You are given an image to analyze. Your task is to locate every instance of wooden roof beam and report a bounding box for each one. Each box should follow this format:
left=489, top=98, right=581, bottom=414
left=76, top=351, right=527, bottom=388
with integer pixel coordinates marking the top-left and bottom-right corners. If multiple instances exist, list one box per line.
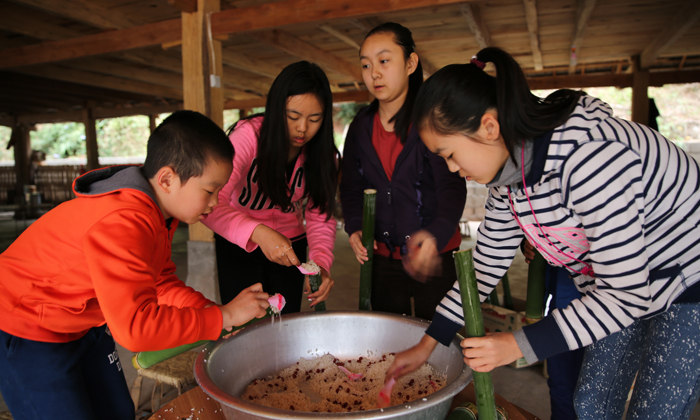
left=640, top=2, right=700, bottom=69
left=522, top=0, right=543, bottom=71
left=221, top=48, right=281, bottom=79
left=568, top=0, right=597, bottom=74
left=168, top=0, right=197, bottom=13
left=320, top=24, right=361, bottom=50
left=0, top=2, right=82, bottom=40
left=16, top=65, right=183, bottom=99
left=13, top=0, right=136, bottom=30
left=252, top=30, right=362, bottom=82
left=225, top=89, right=373, bottom=110
left=0, top=0, right=474, bottom=70
left=460, top=3, right=492, bottom=50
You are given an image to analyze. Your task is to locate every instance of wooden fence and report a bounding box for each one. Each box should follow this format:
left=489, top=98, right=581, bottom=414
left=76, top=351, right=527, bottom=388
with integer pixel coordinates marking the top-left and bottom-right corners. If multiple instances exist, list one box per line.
left=0, top=165, right=82, bottom=206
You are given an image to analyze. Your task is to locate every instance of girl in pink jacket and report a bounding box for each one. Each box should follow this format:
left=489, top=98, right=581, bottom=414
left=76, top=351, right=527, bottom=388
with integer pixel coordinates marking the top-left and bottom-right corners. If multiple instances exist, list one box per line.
left=203, top=61, right=339, bottom=313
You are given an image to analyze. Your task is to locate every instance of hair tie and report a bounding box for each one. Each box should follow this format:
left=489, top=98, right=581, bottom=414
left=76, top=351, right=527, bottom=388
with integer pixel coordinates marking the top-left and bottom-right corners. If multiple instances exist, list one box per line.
left=470, top=56, right=485, bottom=70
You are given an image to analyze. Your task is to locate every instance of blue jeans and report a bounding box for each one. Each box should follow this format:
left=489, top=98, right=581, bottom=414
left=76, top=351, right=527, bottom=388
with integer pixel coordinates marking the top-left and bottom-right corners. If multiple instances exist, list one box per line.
left=0, top=325, right=134, bottom=420
left=574, top=303, right=700, bottom=419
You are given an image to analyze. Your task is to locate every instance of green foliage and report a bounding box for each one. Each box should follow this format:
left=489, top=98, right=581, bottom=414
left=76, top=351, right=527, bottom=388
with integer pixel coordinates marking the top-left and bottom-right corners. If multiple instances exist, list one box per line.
left=0, top=126, right=12, bottom=161
left=29, top=122, right=86, bottom=158
left=334, top=102, right=366, bottom=126
left=94, top=116, right=149, bottom=157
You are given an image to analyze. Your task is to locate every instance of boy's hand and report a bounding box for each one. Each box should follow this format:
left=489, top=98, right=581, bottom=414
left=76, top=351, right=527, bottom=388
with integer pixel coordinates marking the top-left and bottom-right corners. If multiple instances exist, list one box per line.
left=385, top=335, right=438, bottom=383
left=303, top=267, right=334, bottom=307
left=219, top=283, right=269, bottom=330
left=460, top=332, right=523, bottom=372
left=348, top=230, right=377, bottom=264
left=251, top=224, right=300, bottom=266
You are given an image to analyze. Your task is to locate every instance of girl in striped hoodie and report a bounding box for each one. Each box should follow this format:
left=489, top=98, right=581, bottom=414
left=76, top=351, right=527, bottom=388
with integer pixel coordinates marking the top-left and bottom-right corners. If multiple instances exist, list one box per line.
left=386, top=47, right=700, bottom=419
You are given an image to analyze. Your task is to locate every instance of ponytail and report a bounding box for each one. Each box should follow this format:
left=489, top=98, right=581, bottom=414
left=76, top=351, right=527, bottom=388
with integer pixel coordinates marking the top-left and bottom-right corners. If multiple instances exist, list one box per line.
left=414, top=47, right=583, bottom=165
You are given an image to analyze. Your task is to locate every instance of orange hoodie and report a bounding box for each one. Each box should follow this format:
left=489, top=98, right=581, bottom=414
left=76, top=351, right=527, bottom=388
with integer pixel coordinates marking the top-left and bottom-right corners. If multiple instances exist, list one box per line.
left=0, top=166, right=223, bottom=351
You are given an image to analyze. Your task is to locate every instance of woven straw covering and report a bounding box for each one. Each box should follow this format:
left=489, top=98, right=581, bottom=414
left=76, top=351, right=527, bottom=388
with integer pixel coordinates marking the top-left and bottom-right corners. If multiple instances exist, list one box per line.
left=137, top=351, right=197, bottom=389
left=0, top=411, right=13, bottom=420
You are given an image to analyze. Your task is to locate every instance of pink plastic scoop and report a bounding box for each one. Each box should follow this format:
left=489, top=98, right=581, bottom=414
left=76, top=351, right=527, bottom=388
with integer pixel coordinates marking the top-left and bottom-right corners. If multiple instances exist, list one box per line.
left=268, top=293, right=286, bottom=313
left=296, top=265, right=319, bottom=275
left=377, top=377, right=396, bottom=408
left=337, top=365, right=363, bottom=381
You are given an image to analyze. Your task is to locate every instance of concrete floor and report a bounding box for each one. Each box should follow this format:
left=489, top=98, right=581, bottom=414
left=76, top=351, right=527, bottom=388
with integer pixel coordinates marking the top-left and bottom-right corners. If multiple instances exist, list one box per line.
left=1, top=217, right=698, bottom=419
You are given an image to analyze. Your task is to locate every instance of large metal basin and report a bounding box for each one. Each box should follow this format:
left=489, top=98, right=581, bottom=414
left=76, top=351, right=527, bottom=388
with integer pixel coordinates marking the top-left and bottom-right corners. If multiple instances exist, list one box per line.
left=195, top=311, right=471, bottom=420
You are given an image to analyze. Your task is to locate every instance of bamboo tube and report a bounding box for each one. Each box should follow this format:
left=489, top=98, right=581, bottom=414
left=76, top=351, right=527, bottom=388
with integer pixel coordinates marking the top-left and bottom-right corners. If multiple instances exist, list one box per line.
left=132, top=306, right=277, bottom=370
left=525, top=250, right=547, bottom=321
left=488, top=287, right=500, bottom=307
left=359, top=189, right=376, bottom=311
left=309, top=272, right=326, bottom=311
left=501, top=273, right=514, bottom=310
left=454, top=249, right=497, bottom=420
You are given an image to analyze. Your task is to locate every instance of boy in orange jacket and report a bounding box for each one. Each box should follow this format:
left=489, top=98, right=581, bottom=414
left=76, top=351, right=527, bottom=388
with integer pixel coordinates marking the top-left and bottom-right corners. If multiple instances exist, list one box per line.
left=0, top=110, right=271, bottom=420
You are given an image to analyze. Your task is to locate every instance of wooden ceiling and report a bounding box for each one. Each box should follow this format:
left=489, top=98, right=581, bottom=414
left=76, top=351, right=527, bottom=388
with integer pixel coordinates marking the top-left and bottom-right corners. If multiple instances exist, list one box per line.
left=0, top=0, right=699, bottom=125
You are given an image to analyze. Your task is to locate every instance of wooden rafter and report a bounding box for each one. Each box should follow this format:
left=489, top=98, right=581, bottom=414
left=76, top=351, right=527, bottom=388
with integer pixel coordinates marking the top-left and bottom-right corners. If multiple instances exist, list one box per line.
left=460, top=3, right=491, bottom=50
left=640, top=2, right=700, bottom=69
left=0, top=0, right=473, bottom=70
left=319, top=24, right=361, bottom=50
left=0, top=2, right=82, bottom=40
left=221, top=48, right=281, bottom=79
left=252, top=30, right=362, bottom=82
left=224, top=89, right=373, bottom=110
left=569, top=0, right=597, bottom=74
left=522, top=0, right=543, bottom=71
left=13, top=0, right=136, bottom=30
left=16, top=65, right=183, bottom=99
left=168, top=0, right=197, bottom=13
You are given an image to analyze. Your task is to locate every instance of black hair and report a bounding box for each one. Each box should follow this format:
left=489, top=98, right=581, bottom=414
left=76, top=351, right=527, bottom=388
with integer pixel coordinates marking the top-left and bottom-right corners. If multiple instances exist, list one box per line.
left=228, top=61, right=339, bottom=217
left=413, top=47, right=583, bottom=165
left=143, top=110, right=234, bottom=183
left=362, top=22, right=423, bottom=144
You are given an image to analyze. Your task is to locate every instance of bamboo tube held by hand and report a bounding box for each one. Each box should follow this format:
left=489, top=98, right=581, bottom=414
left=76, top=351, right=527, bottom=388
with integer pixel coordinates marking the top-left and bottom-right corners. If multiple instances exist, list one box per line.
left=359, top=189, right=376, bottom=311
left=454, top=249, right=497, bottom=420
left=309, top=272, right=326, bottom=311
left=132, top=305, right=279, bottom=370
left=525, top=250, right=547, bottom=322
left=488, top=287, right=500, bottom=307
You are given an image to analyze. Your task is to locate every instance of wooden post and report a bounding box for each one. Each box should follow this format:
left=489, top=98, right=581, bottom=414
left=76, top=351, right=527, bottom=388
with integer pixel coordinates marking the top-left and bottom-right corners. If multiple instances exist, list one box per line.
left=183, top=0, right=224, bottom=244
left=182, top=0, right=225, bottom=302
left=149, top=114, right=157, bottom=134
left=11, top=121, right=32, bottom=208
left=631, top=55, right=650, bottom=126
left=83, top=107, right=99, bottom=171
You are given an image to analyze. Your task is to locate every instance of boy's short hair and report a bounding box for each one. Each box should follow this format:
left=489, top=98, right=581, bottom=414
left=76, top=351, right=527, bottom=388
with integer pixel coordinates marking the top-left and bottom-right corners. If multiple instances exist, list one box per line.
left=143, top=110, right=234, bottom=183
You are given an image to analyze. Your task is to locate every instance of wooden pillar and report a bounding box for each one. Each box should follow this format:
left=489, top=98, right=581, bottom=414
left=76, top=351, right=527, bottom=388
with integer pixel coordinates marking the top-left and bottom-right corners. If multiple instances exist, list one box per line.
left=149, top=114, right=157, bottom=134
left=183, top=0, right=224, bottom=243
left=83, top=108, right=99, bottom=171
left=631, top=55, right=650, bottom=126
left=182, top=0, right=225, bottom=302
left=11, top=121, right=32, bottom=203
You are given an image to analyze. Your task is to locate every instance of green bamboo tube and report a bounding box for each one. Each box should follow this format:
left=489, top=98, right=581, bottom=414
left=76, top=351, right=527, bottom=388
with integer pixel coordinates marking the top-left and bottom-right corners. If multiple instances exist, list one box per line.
left=309, top=272, right=326, bottom=311
left=525, top=250, right=547, bottom=321
left=501, top=273, right=514, bottom=310
left=488, top=287, right=500, bottom=307
left=132, top=307, right=276, bottom=370
left=454, top=249, right=497, bottom=420
left=359, top=189, right=376, bottom=311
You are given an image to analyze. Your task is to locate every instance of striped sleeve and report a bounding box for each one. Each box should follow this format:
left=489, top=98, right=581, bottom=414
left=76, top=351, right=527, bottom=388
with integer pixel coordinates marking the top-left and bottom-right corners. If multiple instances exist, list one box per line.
left=524, top=140, right=649, bottom=359
left=426, top=188, right=524, bottom=344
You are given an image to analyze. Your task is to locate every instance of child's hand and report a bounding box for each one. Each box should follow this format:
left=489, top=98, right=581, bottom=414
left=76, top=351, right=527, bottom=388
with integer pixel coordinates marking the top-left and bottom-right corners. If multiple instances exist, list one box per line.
left=404, top=230, right=440, bottom=281
left=522, top=240, right=536, bottom=264
left=385, top=335, right=438, bottom=383
left=460, top=332, right=523, bottom=372
left=251, top=224, right=300, bottom=266
left=348, top=230, right=377, bottom=264
left=219, top=283, right=270, bottom=330
left=303, top=267, right=334, bottom=307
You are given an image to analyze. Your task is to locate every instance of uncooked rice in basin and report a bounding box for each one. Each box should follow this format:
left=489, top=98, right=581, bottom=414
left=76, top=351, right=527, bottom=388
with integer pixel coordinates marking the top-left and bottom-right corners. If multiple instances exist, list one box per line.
left=241, top=353, right=446, bottom=412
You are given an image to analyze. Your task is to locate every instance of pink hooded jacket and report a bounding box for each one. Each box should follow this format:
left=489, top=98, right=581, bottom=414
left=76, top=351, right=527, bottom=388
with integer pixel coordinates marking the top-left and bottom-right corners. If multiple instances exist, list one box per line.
left=202, top=117, right=335, bottom=272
